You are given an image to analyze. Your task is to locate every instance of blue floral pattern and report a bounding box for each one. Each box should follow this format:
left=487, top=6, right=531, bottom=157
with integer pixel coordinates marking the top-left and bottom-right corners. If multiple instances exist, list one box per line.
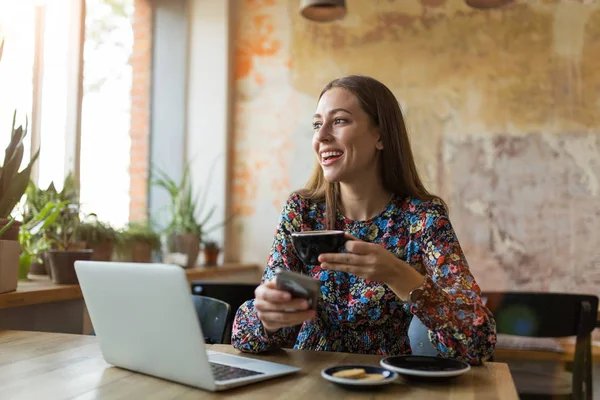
left=232, top=193, right=496, bottom=365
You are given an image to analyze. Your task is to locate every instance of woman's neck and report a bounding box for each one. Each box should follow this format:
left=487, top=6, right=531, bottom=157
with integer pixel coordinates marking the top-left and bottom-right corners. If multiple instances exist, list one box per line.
left=339, top=179, right=392, bottom=221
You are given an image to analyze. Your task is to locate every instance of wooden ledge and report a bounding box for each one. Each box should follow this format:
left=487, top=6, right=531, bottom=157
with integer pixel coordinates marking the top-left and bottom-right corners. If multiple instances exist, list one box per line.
left=494, top=337, right=600, bottom=363
left=0, top=263, right=261, bottom=309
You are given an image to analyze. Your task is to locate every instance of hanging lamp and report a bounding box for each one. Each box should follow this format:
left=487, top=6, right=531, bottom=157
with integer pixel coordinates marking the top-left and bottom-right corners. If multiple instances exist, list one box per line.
left=299, top=0, right=347, bottom=23
left=465, top=0, right=514, bottom=8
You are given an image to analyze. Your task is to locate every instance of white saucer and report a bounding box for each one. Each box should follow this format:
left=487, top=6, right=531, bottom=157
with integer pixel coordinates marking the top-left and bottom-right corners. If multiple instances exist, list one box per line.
left=321, top=364, right=398, bottom=388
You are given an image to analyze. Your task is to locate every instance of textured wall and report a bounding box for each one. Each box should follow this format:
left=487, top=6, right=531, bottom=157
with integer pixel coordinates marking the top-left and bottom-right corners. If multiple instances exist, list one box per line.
left=231, top=0, right=600, bottom=296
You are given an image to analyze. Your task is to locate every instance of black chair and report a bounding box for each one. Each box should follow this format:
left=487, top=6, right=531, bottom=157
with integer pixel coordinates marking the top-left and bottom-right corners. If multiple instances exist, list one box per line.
left=190, top=282, right=258, bottom=343
left=191, top=295, right=231, bottom=345
left=484, top=292, right=598, bottom=400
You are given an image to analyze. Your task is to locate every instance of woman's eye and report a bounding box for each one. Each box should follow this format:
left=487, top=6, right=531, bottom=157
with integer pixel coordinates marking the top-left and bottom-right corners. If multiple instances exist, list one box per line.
left=313, top=121, right=322, bottom=129
left=334, top=118, right=347, bottom=124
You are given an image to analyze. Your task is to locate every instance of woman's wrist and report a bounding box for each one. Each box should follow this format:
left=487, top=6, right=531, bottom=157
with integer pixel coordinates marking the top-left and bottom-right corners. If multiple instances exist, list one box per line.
left=387, top=260, right=426, bottom=302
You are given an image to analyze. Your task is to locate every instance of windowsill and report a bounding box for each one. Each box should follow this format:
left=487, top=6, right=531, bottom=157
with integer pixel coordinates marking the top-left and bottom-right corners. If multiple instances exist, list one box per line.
left=0, top=263, right=261, bottom=309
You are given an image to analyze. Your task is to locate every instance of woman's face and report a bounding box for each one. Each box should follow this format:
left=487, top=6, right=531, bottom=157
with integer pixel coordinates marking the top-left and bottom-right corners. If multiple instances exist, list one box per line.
left=312, top=88, right=382, bottom=184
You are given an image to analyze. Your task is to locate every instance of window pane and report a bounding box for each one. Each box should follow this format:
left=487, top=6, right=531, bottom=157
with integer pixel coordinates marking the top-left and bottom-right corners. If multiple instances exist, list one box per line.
left=0, top=2, right=35, bottom=169
left=80, top=0, right=133, bottom=227
left=37, top=0, right=73, bottom=191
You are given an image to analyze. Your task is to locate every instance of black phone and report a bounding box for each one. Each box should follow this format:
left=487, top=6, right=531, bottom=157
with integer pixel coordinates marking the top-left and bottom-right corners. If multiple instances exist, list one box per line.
left=274, top=268, right=321, bottom=310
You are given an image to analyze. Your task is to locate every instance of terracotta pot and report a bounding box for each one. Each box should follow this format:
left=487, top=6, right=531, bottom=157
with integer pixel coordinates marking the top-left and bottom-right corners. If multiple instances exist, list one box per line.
left=41, top=251, right=52, bottom=279
left=47, top=249, right=93, bottom=284
left=171, top=233, right=200, bottom=269
left=203, top=248, right=220, bottom=266
left=89, top=240, right=115, bottom=261
left=28, top=259, right=47, bottom=275
left=0, top=240, right=20, bottom=294
left=67, top=241, right=87, bottom=251
left=131, top=241, right=153, bottom=263
left=0, top=219, right=22, bottom=241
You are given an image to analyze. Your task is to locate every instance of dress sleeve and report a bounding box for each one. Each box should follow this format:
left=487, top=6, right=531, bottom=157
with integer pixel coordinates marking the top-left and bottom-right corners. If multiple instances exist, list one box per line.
left=231, top=194, right=304, bottom=353
left=409, top=201, right=497, bottom=365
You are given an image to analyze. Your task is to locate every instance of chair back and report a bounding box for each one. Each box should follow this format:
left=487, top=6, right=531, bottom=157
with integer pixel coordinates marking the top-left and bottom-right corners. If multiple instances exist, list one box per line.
left=190, top=282, right=257, bottom=343
left=484, top=291, right=598, bottom=400
left=191, top=295, right=231, bottom=345
left=484, top=292, right=597, bottom=338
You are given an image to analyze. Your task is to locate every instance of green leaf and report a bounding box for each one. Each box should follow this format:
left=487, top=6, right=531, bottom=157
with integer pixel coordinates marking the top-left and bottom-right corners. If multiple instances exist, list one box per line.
left=0, top=160, right=37, bottom=218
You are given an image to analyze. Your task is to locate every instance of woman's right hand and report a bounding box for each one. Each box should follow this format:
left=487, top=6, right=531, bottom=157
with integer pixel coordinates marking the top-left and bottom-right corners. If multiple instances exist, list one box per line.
left=254, top=279, right=316, bottom=334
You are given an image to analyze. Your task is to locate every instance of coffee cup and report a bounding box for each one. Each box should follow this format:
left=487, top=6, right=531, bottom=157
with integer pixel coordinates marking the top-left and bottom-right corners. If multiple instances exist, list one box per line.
left=290, top=230, right=347, bottom=265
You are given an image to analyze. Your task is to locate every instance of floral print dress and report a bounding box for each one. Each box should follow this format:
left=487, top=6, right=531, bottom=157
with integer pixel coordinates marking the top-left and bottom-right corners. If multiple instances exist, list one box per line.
left=231, top=193, right=496, bottom=365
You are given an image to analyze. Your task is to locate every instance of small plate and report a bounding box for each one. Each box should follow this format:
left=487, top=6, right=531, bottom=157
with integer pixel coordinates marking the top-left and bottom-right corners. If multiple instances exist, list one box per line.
left=380, top=355, right=470, bottom=383
left=321, top=364, right=398, bottom=390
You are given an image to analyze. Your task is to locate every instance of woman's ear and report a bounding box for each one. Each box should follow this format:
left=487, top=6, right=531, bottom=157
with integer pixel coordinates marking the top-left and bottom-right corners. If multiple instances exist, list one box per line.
left=376, top=140, right=384, bottom=150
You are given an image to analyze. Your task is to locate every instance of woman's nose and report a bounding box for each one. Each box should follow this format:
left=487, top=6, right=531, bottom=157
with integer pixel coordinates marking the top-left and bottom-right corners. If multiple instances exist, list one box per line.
left=315, top=123, right=332, bottom=142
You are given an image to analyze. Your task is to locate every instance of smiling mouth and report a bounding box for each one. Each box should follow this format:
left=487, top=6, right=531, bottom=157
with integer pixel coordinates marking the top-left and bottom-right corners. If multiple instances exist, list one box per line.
left=321, top=151, right=344, bottom=165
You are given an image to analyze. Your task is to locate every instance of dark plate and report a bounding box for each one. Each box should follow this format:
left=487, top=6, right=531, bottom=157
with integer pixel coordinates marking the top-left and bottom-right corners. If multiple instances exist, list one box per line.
left=321, top=364, right=398, bottom=390
left=380, top=355, right=471, bottom=383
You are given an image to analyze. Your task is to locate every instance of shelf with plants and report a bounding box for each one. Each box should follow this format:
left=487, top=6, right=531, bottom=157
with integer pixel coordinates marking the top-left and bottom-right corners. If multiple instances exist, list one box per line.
left=152, top=163, right=232, bottom=269
left=114, top=221, right=161, bottom=263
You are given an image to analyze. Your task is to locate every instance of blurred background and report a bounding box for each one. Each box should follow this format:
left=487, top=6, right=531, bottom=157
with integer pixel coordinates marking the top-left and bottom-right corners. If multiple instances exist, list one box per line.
left=0, top=0, right=598, bottom=293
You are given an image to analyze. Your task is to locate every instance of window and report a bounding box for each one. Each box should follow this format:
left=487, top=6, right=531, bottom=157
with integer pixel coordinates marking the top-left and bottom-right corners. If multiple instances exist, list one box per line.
left=37, top=0, right=76, bottom=191
left=1, top=0, right=139, bottom=227
left=80, top=0, right=134, bottom=227
left=0, top=2, right=35, bottom=169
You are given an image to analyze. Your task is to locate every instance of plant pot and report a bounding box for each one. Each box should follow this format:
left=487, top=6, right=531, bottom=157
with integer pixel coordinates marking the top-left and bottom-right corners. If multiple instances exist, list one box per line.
left=89, top=240, right=115, bottom=261
left=47, top=249, right=93, bottom=284
left=0, top=240, right=20, bottom=294
left=68, top=241, right=88, bottom=251
left=131, top=241, right=153, bottom=263
left=28, top=259, right=47, bottom=275
left=0, top=219, right=22, bottom=241
left=170, top=233, right=200, bottom=269
left=203, top=248, right=220, bottom=266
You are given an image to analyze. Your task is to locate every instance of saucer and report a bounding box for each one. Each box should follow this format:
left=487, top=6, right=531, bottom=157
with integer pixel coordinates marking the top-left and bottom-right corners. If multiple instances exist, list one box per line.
left=321, top=364, right=398, bottom=390
left=380, top=355, right=471, bottom=383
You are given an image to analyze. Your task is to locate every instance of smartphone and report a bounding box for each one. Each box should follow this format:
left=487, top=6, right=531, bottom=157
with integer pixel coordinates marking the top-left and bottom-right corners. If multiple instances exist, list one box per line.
left=274, top=268, right=321, bottom=311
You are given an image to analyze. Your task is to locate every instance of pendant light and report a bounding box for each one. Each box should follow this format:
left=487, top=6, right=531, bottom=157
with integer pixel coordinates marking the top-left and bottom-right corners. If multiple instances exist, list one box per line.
left=299, top=0, right=347, bottom=23
left=465, top=0, right=514, bottom=8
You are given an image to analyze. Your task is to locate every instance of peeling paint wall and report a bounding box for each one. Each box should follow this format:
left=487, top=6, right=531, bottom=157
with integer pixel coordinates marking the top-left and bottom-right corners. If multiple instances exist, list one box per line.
left=231, top=0, right=600, bottom=296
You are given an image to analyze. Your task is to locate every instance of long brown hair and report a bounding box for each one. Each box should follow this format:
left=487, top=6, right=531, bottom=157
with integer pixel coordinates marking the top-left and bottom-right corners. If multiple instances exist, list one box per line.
left=298, top=75, right=439, bottom=229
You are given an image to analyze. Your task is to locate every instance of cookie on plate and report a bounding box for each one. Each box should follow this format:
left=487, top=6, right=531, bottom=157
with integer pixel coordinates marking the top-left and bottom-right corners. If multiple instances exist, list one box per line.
left=332, top=368, right=367, bottom=379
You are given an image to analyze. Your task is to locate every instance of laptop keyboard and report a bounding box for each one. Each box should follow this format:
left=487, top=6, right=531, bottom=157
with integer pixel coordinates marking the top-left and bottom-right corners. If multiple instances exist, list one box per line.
left=210, top=362, right=264, bottom=381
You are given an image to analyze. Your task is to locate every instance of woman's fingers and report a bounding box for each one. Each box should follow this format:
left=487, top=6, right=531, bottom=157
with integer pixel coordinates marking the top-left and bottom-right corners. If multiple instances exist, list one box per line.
left=318, top=251, right=364, bottom=265
left=254, top=297, right=310, bottom=312
left=257, top=309, right=316, bottom=329
left=255, top=279, right=291, bottom=303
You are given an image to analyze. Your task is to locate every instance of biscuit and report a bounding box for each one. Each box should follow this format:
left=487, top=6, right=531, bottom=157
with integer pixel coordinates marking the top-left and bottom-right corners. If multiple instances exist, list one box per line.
left=332, top=368, right=367, bottom=379
left=361, top=373, right=385, bottom=381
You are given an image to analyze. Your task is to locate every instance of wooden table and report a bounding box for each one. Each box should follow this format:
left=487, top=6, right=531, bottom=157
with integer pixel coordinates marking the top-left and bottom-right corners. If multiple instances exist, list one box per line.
left=0, top=263, right=261, bottom=334
left=0, top=330, right=518, bottom=400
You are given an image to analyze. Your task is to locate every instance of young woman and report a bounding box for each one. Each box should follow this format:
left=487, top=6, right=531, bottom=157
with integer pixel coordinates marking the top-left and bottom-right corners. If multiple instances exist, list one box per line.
left=231, top=75, right=496, bottom=365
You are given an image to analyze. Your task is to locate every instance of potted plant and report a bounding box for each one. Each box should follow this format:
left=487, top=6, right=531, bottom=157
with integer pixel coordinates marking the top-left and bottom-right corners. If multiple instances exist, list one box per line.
left=77, top=214, right=118, bottom=261
left=0, top=219, right=20, bottom=294
left=41, top=201, right=93, bottom=284
left=22, top=175, right=79, bottom=274
left=152, top=165, right=214, bottom=269
left=117, top=221, right=161, bottom=263
left=202, top=240, right=220, bottom=266
left=0, top=103, right=40, bottom=292
left=17, top=201, right=66, bottom=280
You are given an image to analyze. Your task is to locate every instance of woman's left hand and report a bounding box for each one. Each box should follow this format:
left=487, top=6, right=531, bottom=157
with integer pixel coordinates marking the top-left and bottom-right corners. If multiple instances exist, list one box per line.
left=318, top=233, right=425, bottom=300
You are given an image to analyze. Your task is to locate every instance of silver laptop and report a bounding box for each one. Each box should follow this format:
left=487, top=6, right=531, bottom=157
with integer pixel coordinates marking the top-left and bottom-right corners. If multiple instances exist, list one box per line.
left=74, top=261, right=300, bottom=391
